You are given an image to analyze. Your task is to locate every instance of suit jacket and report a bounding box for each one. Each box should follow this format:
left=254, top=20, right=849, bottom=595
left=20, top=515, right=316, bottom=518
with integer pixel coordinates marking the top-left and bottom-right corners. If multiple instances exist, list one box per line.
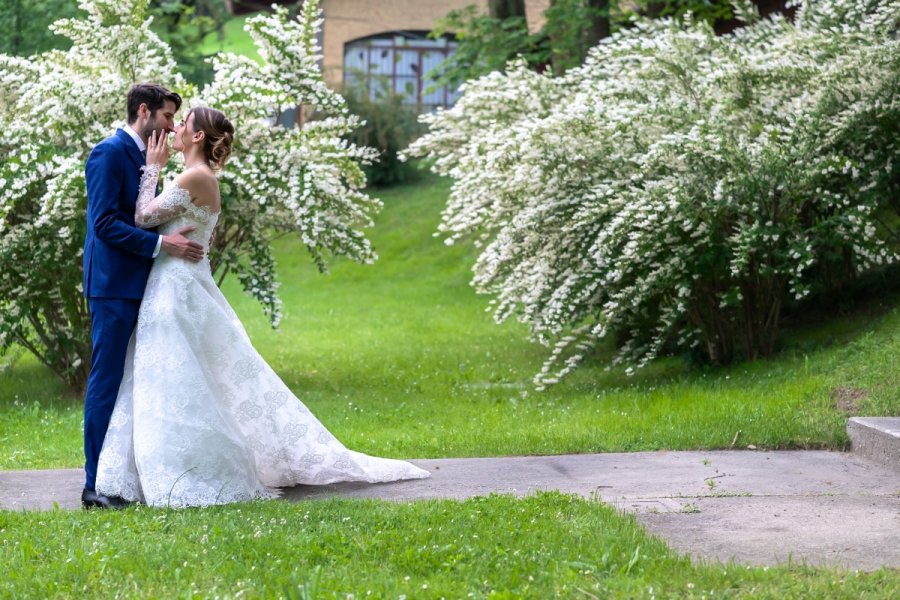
left=83, top=129, right=160, bottom=299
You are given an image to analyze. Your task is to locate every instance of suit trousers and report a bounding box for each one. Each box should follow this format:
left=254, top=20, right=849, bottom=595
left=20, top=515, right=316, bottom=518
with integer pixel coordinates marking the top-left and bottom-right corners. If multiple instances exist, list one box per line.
left=84, top=297, right=141, bottom=491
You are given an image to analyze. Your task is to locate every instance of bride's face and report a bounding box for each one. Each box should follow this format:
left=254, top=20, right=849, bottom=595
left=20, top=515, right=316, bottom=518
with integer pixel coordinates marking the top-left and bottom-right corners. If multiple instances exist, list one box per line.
left=172, top=111, right=197, bottom=153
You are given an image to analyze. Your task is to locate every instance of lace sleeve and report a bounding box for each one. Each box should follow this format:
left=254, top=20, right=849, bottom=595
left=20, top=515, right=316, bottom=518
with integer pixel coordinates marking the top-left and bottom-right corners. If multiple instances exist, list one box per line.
left=135, top=165, right=191, bottom=228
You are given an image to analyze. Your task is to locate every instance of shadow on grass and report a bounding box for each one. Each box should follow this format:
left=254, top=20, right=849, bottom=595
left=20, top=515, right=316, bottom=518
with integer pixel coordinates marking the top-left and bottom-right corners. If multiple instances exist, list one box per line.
left=561, top=264, right=900, bottom=398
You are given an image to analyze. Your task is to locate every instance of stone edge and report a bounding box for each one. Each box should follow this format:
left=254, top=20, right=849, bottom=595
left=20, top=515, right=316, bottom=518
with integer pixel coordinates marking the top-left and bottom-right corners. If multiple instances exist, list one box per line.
left=847, top=417, right=900, bottom=472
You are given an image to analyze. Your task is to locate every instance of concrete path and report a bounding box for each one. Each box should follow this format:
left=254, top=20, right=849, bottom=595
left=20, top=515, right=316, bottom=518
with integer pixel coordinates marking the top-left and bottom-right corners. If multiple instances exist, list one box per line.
left=2, top=450, right=898, bottom=571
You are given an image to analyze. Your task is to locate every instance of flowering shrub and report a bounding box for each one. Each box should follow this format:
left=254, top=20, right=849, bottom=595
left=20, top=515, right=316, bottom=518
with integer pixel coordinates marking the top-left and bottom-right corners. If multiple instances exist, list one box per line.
left=406, top=0, right=900, bottom=387
left=0, top=0, right=379, bottom=391
left=202, top=2, right=378, bottom=323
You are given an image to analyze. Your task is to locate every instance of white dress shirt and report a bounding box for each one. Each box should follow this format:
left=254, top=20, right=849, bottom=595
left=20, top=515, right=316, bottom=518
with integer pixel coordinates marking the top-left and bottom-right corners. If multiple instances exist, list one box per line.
left=123, top=124, right=163, bottom=258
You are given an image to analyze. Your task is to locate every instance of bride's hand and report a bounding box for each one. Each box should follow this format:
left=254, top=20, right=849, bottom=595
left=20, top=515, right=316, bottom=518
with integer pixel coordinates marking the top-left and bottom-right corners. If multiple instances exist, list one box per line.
left=146, top=130, right=170, bottom=168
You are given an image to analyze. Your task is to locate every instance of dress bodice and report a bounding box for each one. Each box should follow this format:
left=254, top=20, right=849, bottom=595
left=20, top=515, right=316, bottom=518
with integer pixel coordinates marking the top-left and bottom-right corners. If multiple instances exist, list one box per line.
left=155, top=179, right=219, bottom=254
left=135, top=166, right=220, bottom=257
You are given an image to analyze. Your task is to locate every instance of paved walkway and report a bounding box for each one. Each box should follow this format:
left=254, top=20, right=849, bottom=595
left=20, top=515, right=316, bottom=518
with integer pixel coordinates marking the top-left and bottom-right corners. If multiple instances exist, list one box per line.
left=2, top=450, right=897, bottom=571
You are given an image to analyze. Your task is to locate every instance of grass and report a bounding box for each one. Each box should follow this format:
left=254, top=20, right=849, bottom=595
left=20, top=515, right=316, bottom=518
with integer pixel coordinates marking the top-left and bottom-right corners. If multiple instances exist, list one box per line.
left=1, top=173, right=899, bottom=597
left=197, top=13, right=260, bottom=62
left=1, top=492, right=897, bottom=598
left=1, top=172, right=898, bottom=470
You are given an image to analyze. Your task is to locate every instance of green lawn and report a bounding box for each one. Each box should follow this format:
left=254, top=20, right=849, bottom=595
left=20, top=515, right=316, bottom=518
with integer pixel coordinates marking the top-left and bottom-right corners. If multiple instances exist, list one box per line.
left=197, top=13, right=260, bottom=61
left=1, top=173, right=898, bottom=470
left=2, top=174, right=899, bottom=596
left=2, top=493, right=897, bottom=598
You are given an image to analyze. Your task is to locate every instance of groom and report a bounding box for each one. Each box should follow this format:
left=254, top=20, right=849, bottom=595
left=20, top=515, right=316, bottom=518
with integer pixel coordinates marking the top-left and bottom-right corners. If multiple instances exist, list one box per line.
left=82, top=83, right=204, bottom=509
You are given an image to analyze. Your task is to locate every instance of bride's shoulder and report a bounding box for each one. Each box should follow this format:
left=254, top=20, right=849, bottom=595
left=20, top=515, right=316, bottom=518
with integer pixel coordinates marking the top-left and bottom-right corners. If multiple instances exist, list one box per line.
left=176, top=166, right=217, bottom=187
left=174, top=167, right=220, bottom=208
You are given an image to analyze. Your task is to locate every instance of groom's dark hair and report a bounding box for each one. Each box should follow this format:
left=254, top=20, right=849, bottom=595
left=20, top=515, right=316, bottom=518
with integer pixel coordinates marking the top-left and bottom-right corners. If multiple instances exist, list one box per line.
left=126, top=83, right=182, bottom=124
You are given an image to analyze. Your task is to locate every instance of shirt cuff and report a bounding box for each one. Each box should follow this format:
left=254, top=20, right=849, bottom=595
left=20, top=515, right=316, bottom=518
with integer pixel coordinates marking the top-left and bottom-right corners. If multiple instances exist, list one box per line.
left=152, top=235, right=162, bottom=258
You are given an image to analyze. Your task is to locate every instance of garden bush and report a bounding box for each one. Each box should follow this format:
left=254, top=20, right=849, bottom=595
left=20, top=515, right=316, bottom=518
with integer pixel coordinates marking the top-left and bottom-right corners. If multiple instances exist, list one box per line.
left=341, top=78, right=424, bottom=187
left=406, top=0, right=900, bottom=387
left=0, top=0, right=379, bottom=391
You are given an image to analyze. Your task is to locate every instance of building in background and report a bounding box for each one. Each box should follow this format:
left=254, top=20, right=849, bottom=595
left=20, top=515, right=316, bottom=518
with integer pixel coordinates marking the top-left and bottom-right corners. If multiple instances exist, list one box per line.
left=341, top=31, right=460, bottom=113
left=230, top=1, right=549, bottom=115
left=320, top=1, right=548, bottom=112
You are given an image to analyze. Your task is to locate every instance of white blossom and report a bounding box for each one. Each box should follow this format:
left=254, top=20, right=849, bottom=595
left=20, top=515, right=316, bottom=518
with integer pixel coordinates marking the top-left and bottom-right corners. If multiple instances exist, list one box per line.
left=0, top=0, right=379, bottom=388
left=405, top=0, right=900, bottom=386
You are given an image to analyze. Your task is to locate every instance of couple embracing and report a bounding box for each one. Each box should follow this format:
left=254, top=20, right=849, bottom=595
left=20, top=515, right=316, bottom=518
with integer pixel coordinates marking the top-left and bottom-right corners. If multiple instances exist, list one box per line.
left=81, top=83, right=428, bottom=509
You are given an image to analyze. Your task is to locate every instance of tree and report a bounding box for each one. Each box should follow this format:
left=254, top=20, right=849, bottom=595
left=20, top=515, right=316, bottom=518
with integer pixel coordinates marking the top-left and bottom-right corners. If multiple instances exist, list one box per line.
left=585, top=0, right=610, bottom=45
left=432, top=1, right=786, bottom=85
left=542, top=0, right=613, bottom=73
left=0, top=0, right=379, bottom=392
left=148, top=0, right=229, bottom=86
left=489, top=0, right=527, bottom=19
left=0, top=0, right=79, bottom=56
left=406, top=0, right=900, bottom=387
left=431, top=0, right=618, bottom=86
left=429, top=5, right=539, bottom=89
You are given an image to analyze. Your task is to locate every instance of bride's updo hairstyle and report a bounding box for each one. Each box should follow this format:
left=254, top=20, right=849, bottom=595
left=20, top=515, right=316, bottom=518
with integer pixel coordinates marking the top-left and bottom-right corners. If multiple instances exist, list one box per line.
left=190, top=106, right=235, bottom=170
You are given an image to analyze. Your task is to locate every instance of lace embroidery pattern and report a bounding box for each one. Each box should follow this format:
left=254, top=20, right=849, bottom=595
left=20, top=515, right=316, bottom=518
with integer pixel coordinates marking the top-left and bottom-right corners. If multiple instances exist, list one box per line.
left=96, top=171, right=429, bottom=507
left=136, top=165, right=219, bottom=229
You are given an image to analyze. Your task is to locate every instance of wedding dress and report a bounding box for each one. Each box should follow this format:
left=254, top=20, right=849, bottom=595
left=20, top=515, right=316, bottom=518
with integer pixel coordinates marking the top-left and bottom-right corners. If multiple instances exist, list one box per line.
left=95, top=165, right=429, bottom=507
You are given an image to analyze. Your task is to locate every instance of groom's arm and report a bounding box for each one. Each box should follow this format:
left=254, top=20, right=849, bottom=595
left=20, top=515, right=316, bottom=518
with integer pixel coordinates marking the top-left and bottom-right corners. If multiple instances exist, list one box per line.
left=86, top=143, right=159, bottom=258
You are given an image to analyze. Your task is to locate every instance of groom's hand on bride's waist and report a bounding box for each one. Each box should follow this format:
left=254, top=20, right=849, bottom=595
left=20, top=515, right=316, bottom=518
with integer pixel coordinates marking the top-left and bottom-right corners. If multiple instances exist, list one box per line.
left=161, top=226, right=204, bottom=262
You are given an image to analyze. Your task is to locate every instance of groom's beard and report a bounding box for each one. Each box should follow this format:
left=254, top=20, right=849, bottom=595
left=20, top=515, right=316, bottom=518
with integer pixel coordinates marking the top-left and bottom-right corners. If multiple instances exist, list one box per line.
left=140, top=119, right=168, bottom=141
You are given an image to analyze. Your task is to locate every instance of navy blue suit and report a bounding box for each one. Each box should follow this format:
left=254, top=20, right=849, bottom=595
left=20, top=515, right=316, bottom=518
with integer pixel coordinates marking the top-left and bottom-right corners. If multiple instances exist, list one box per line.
left=82, top=129, right=159, bottom=491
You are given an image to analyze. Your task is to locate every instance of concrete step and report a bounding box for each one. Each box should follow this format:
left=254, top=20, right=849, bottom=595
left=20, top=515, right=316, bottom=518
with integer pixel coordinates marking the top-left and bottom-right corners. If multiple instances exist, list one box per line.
left=847, top=417, right=900, bottom=472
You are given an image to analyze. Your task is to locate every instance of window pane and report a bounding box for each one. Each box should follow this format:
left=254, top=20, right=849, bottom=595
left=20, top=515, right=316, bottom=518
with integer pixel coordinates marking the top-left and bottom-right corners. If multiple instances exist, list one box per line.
left=344, top=33, right=462, bottom=112
left=343, top=47, right=367, bottom=73
left=368, top=47, right=392, bottom=76
left=395, top=76, right=418, bottom=102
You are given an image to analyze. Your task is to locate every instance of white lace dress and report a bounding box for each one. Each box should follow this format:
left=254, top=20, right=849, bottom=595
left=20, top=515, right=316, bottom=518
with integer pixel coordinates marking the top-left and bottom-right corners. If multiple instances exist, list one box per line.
left=95, top=166, right=429, bottom=507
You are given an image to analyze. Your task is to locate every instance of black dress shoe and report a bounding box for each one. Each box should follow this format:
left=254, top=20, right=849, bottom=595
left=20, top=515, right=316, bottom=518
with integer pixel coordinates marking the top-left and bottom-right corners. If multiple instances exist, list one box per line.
left=82, top=488, right=131, bottom=510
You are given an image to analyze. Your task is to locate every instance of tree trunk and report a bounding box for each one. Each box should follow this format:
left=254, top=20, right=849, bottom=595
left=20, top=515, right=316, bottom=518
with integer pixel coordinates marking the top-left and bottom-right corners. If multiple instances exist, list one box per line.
left=11, top=0, right=23, bottom=55
left=584, top=0, right=610, bottom=48
left=488, top=0, right=526, bottom=20
left=547, top=0, right=563, bottom=74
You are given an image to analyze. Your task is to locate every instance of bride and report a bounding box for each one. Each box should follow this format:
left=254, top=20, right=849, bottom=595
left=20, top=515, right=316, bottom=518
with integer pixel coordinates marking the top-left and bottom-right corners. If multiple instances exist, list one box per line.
left=95, top=107, right=429, bottom=507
